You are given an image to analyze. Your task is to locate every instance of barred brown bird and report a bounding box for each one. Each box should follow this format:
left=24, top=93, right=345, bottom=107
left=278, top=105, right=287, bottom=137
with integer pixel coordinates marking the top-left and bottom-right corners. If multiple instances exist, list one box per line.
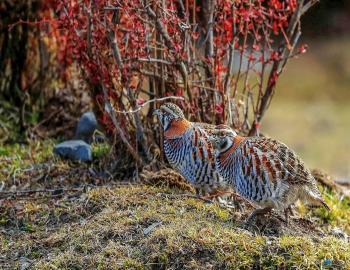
left=153, top=103, right=234, bottom=201
left=209, top=129, right=330, bottom=223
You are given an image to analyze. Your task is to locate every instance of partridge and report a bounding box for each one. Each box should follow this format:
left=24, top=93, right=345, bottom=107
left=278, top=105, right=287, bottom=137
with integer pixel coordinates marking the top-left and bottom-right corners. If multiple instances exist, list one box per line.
left=153, top=103, right=234, bottom=200
left=209, top=129, right=330, bottom=222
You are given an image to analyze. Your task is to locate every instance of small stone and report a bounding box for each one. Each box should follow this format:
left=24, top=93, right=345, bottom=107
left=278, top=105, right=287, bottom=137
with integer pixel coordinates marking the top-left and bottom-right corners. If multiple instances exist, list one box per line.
left=75, top=111, right=98, bottom=143
left=330, top=227, right=348, bottom=240
left=19, top=257, right=32, bottom=270
left=53, top=140, right=92, bottom=162
left=143, top=221, right=162, bottom=235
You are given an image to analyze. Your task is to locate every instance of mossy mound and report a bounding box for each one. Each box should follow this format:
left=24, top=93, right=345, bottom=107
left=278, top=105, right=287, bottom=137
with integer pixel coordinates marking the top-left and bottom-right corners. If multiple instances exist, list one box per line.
left=1, top=185, right=349, bottom=269
left=0, top=141, right=349, bottom=269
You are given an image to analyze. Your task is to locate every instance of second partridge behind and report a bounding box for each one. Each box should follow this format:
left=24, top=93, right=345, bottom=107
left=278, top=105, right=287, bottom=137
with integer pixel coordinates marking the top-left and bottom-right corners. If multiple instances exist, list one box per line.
left=210, top=129, right=330, bottom=221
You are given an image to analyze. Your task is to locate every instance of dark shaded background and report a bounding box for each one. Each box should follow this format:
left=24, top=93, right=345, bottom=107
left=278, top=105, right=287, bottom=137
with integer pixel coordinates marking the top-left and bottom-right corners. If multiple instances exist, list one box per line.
left=303, top=0, right=350, bottom=37
left=263, top=0, right=350, bottom=181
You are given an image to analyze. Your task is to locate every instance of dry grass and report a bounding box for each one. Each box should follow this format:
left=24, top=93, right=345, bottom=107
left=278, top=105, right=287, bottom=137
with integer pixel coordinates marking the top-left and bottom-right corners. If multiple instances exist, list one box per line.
left=1, top=184, right=349, bottom=269
left=2, top=99, right=350, bottom=268
left=0, top=139, right=350, bottom=269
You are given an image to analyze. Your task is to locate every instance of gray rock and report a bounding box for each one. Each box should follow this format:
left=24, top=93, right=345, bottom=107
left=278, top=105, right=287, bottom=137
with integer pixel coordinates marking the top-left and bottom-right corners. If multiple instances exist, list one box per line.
left=331, top=227, right=348, bottom=240
left=53, top=140, right=92, bottom=162
left=19, top=257, right=32, bottom=270
left=75, top=111, right=98, bottom=143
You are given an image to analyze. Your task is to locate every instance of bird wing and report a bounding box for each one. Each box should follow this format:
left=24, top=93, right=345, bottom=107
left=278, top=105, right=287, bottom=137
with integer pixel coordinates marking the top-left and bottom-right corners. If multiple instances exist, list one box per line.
left=192, top=122, right=232, bottom=135
left=241, top=137, right=315, bottom=186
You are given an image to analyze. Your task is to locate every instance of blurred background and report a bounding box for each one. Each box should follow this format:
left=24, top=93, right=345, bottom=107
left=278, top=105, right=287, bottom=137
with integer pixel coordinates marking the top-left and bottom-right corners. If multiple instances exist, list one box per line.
left=262, top=0, right=350, bottom=181
left=0, top=0, right=349, bottom=180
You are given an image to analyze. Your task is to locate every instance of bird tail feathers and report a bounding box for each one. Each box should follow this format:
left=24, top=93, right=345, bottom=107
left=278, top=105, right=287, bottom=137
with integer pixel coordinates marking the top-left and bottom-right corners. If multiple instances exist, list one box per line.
left=303, top=186, right=330, bottom=211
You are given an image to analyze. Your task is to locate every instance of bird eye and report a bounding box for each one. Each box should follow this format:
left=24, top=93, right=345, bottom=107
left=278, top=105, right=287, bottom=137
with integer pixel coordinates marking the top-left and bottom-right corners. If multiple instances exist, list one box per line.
left=220, top=139, right=228, bottom=150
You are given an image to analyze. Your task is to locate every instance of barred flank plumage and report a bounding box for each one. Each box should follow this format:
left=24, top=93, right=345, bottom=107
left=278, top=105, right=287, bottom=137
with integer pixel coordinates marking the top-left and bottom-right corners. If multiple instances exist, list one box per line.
left=212, top=131, right=330, bottom=212
left=155, top=103, right=232, bottom=195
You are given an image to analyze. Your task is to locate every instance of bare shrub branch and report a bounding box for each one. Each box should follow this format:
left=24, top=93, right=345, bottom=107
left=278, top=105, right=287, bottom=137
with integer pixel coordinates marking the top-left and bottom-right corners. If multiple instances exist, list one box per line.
left=56, top=0, right=317, bottom=164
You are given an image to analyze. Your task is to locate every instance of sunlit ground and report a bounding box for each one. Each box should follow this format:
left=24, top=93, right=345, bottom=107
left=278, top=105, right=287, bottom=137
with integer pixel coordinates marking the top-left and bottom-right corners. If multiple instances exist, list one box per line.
left=262, top=36, right=350, bottom=181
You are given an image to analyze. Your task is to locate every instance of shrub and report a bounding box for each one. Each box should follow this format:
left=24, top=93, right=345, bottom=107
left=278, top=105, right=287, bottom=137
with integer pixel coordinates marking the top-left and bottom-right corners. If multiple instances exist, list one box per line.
left=55, top=0, right=317, bottom=165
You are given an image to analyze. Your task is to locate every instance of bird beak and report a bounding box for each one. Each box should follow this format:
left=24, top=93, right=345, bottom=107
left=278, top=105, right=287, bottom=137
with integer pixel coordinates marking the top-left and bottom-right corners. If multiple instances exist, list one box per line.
left=152, top=109, right=160, bottom=116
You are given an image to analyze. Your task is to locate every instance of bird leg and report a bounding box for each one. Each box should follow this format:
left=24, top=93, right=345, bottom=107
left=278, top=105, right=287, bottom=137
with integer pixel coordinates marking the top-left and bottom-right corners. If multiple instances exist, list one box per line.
left=203, top=190, right=256, bottom=210
left=230, top=192, right=257, bottom=208
left=287, top=205, right=295, bottom=216
left=284, top=205, right=294, bottom=225
left=184, top=193, right=213, bottom=204
left=202, top=190, right=232, bottom=201
left=201, top=190, right=237, bottom=207
left=190, top=189, right=213, bottom=204
left=193, top=189, right=235, bottom=206
left=246, top=207, right=272, bottom=225
left=195, top=188, right=202, bottom=198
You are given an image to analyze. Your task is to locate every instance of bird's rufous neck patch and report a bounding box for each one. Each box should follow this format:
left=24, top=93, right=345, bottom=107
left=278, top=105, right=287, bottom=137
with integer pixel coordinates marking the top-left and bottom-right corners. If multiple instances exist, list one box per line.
left=220, top=135, right=244, bottom=165
left=164, top=119, right=191, bottom=139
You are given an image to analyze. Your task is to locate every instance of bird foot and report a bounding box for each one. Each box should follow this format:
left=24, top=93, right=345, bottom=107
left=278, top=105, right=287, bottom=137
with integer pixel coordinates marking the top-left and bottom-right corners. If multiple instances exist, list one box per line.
left=245, top=207, right=272, bottom=226
left=283, top=205, right=295, bottom=225
left=193, top=194, right=214, bottom=204
left=217, top=197, right=236, bottom=209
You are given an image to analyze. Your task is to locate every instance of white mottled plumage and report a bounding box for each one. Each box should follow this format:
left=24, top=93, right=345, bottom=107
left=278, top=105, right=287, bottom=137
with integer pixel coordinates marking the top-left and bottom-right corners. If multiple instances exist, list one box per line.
left=154, top=103, right=233, bottom=198
left=209, top=129, right=330, bottom=221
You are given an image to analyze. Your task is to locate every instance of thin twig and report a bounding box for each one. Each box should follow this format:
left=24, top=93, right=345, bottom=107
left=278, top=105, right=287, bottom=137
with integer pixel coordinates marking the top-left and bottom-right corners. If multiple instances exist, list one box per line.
left=113, top=96, right=185, bottom=114
left=138, top=58, right=172, bottom=65
left=101, top=84, right=143, bottom=164
left=248, top=0, right=309, bottom=136
left=191, top=84, right=220, bottom=93
left=31, top=108, right=63, bottom=131
left=144, top=1, right=175, bottom=50
left=103, top=14, right=144, bottom=163
left=83, top=3, right=93, bottom=57
left=0, top=183, right=142, bottom=199
left=108, top=29, right=123, bottom=67
left=104, top=6, right=121, bottom=11
left=223, top=4, right=236, bottom=125
left=8, top=18, right=54, bottom=31
left=301, top=0, right=319, bottom=16
left=0, top=187, right=82, bottom=196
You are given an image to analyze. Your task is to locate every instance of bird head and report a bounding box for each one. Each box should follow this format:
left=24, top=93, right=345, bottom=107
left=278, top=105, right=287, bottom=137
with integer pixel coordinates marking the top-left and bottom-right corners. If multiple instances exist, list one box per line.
left=209, top=128, right=237, bottom=157
left=153, top=102, right=185, bottom=131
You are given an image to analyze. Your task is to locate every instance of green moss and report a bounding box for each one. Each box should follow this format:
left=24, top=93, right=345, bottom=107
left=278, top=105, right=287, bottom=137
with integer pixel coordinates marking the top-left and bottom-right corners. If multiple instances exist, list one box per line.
left=304, top=187, right=350, bottom=231
left=0, top=236, right=9, bottom=252
left=92, top=142, right=110, bottom=159
left=0, top=140, right=56, bottom=182
left=36, top=251, right=84, bottom=270
left=275, top=236, right=350, bottom=269
left=13, top=185, right=345, bottom=269
left=121, top=258, right=144, bottom=269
